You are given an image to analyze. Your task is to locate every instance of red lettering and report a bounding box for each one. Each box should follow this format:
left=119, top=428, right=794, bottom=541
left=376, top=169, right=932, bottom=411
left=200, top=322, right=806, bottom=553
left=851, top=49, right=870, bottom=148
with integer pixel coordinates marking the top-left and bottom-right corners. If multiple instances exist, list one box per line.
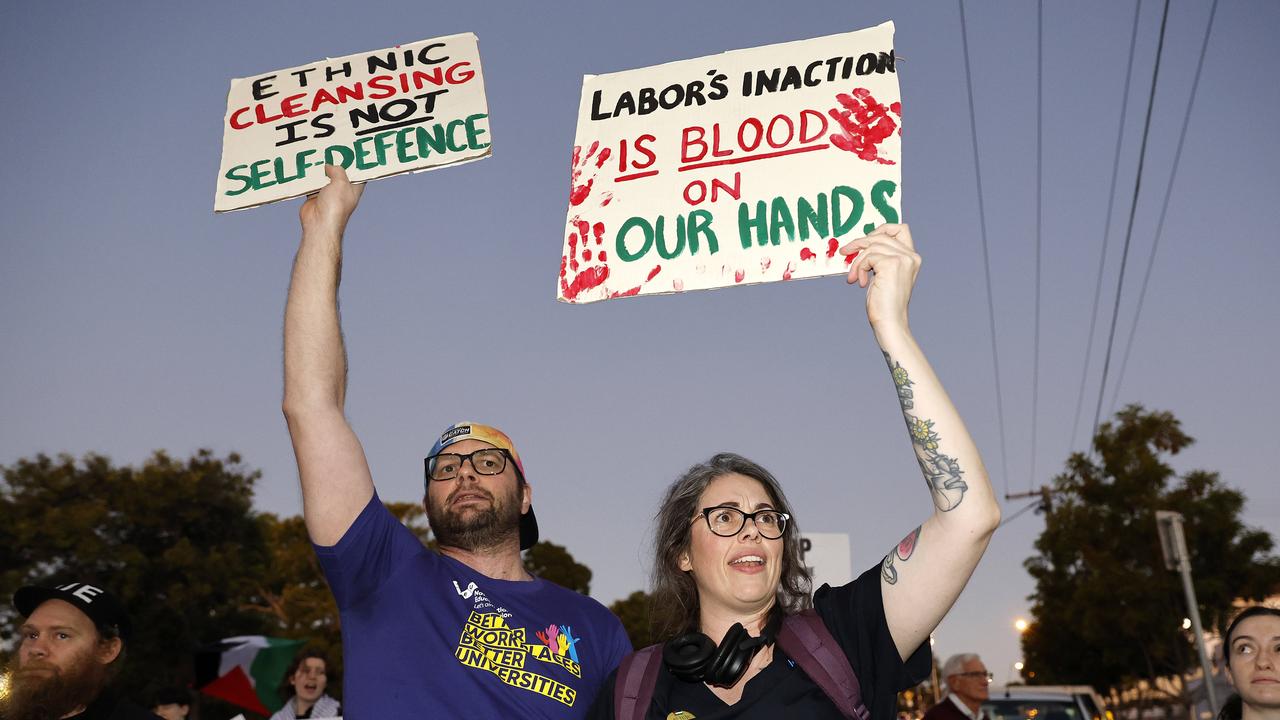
left=766, top=114, right=795, bottom=148
left=682, top=126, right=708, bottom=163
left=799, top=109, right=828, bottom=143
left=711, top=124, right=731, bottom=157
left=737, top=118, right=763, bottom=152
left=367, top=75, right=397, bottom=99
left=254, top=104, right=284, bottom=125
left=229, top=107, right=252, bottom=130
left=446, top=61, right=475, bottom=84
left=634, top=134, right=656, bottom=168
left=280, top=93, right=307, bottom=118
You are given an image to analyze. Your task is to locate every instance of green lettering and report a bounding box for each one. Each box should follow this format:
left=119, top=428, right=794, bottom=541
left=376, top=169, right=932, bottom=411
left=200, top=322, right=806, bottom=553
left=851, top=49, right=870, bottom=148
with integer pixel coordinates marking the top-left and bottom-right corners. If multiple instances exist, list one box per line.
left=769, top=196, right=796, bottom=245
left=688, top=210, right=718, bottom=255
left=395, top=128, right=416, bottom=163
left=616, top=217, right=654, bottom=262
left=797, top=193, right=828, bottom=241
left=324, top=145, right=354, bottom=168
left=353, top=136, right=378, bottom=170
left=248, top=159, right=274, bottom=190
left=446, top=119, right=468, bottom=152
left=273, top=156, right=304, bottom=185
left=416, top=124, right=448, bottom=156
left=867, top=179, right=899, bottom=233
left=223, top=165, right=253, bottom=197
left=832, top=185, right=864, bottom=237
left=737, top=200, right=768, bottom=249
left=656, top=216, right=683, bottom=259
left=294, top=149, right=317, bottom=179
left=465, top=113, right=491, bottom=149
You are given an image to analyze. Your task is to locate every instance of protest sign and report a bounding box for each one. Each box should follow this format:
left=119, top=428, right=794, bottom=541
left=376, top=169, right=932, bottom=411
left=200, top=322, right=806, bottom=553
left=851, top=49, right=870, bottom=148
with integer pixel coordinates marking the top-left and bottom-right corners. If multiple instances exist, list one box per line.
left=215, top=34, right=491, bottom=212
left=558, top=22, right=901, bottom=303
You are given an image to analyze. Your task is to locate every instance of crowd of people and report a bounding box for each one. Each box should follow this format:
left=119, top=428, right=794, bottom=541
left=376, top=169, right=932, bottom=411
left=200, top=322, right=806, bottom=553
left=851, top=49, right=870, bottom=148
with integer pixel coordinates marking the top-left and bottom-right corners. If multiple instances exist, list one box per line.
left=4, top=168, right=1276, bottom=719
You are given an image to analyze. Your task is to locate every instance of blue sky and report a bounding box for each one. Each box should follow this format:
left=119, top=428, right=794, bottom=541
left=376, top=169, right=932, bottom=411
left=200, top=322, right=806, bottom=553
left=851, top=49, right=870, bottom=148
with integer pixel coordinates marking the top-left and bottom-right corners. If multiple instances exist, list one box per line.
left=3, top=0, right=1278, bottom=687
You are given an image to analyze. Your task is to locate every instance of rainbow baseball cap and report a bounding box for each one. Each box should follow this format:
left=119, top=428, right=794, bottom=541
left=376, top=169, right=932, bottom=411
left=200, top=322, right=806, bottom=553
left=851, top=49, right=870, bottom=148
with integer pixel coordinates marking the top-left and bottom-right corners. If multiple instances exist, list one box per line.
left=426, top=422, right=538, bottom=550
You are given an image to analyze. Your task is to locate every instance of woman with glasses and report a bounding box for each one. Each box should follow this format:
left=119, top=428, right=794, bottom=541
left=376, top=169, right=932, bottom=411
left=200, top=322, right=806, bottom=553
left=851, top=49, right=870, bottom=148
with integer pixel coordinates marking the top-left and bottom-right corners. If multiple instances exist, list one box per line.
left=589, top=225, right=1001, bottom=719
left=1217, top=606, right=1280, bottom=720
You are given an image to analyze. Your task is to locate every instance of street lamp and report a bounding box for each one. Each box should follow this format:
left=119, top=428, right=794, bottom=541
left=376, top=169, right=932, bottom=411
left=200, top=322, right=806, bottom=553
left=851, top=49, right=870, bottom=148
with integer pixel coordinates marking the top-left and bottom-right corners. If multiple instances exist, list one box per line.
left=1015, top=618, right=1029, bottom=633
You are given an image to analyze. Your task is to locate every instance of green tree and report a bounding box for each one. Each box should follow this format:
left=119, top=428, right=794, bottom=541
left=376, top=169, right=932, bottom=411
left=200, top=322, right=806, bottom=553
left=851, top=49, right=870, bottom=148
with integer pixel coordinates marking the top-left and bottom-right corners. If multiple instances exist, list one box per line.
left=524, top=540, right=592, bottom=594
left=1021, top=406, right=1280, bottom=696
left=608, top=590, right=658, bottom=649
left=0, top=450, right=274, bottom=701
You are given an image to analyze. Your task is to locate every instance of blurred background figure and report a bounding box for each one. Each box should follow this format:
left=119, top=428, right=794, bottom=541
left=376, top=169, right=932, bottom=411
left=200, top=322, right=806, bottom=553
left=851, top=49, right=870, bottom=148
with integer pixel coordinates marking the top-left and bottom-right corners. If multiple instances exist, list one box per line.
left=149, top=686, right=190, bottom=720
left=1217, top=606, right=1280, bottom=720
left=2, top=581, right=156, bottom=720
left=926, top=654, right=992, bottom=720
left=270, top=649, right=340, bottom=720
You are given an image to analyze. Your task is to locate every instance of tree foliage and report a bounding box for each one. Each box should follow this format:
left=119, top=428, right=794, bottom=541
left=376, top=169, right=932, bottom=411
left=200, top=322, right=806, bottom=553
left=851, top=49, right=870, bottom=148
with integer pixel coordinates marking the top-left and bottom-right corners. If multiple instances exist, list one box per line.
left=0, top=450, right=274, bottom=702
left=524, top=540, right=592, bottom=595
left=1021, top=406, right=1280, bottom=694
left=608, top=590, right=658, bottom=649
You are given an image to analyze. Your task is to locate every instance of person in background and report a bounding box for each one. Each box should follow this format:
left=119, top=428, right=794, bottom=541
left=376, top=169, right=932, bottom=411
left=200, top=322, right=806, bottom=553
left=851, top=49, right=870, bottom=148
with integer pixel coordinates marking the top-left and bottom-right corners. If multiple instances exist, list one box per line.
left=925, top=654, right=992, bottom=720
left=3, top=581, right=157, bottom=720
left=270, top=649, right=340, bottom=720
left=1217, top=606, right=1280, bottom=720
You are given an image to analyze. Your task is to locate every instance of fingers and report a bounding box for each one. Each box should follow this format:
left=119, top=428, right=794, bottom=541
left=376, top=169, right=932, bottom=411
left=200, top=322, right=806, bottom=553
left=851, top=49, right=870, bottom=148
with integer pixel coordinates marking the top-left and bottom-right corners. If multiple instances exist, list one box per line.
left=840, top=225, right=918, bottom=286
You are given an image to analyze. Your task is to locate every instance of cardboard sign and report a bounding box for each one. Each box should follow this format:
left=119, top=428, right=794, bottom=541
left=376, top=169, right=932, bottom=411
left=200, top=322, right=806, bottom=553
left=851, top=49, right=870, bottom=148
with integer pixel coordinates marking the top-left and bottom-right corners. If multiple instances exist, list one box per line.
left=215, top=34, right=491, bottom=212
left=800, top=533, right=853, bottom=591
left=558, top=22, right=901, bottom=303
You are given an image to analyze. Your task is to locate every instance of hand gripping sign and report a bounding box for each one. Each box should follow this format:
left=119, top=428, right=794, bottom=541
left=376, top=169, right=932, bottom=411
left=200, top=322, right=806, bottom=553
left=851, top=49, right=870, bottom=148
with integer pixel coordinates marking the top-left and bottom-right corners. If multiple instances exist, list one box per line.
left=558, top=22, right=902, bottom=303
left=215, top=33, right=491, bottom=213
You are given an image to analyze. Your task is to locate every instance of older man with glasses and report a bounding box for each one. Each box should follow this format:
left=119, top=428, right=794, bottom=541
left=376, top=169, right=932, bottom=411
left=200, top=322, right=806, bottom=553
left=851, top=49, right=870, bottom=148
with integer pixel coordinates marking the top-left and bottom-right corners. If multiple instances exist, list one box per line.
left=925, top=654, right=993, bottom=720
left=282, top=166, right=630, bottom=719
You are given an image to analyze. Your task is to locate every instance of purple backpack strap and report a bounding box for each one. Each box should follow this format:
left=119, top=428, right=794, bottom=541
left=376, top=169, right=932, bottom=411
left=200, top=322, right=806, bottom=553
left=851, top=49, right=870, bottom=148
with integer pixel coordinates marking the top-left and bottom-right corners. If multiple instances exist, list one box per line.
left=614, top=644, right=663, bottom=720
left=778, top=609, right=871, bottom=720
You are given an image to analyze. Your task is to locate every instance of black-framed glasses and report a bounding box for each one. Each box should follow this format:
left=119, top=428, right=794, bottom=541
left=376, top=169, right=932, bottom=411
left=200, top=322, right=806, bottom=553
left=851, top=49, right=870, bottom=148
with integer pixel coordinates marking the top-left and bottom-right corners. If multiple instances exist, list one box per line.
left=424, top=448, right=511, bottom=481
left=695, top=506, right=790, bottom=539
left=955, top=671, right=994, bottom=682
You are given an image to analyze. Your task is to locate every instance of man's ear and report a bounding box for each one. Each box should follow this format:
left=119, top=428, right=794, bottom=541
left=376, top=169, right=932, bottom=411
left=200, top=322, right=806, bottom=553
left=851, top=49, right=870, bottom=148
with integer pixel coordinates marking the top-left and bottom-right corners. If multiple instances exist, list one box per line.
left=521, top=480, right=532, bottom=514
left=97, top=636, right=123, bottom=665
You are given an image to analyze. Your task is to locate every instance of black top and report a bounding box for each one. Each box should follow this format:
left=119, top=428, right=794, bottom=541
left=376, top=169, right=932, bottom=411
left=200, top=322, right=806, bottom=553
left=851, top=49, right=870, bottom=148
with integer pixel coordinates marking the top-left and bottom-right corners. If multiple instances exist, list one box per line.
left=588, top=563, right=931, bottom=719
left=65, top=692, right=160, bottom=720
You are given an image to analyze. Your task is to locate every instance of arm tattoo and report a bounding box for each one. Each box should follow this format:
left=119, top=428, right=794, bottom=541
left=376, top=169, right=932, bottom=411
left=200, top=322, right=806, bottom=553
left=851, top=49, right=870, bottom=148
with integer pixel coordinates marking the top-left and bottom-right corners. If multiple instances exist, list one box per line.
left=884, top=352, right=968, bottom=512
left=881, top=525, right=922, bottom=585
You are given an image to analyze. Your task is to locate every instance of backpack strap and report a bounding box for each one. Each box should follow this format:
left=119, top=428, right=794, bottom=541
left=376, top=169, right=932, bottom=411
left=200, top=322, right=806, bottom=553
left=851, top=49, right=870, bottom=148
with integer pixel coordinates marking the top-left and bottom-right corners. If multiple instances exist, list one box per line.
left=614, top=644, right=663, bottom=720
left=777, top=610, right=871, bottom=720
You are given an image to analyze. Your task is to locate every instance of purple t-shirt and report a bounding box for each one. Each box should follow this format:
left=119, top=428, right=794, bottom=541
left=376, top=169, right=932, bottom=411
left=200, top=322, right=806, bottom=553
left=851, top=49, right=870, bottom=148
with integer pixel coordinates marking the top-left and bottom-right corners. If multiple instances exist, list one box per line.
left=315, top=493, right=632, bottom=718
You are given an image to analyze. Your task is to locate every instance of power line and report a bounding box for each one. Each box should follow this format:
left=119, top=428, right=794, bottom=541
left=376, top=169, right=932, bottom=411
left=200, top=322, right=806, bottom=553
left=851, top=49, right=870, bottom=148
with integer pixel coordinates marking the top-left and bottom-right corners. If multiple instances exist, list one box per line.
left=958, top=0, right=1011, bottom=496
left=1069, top=0, right=1143, bottom=452
left=1090, top=0, right=1172, bottom=446
left=1031, top=0, right=1043, bottom=491
left=1108, top=0, right=1220, bottom=414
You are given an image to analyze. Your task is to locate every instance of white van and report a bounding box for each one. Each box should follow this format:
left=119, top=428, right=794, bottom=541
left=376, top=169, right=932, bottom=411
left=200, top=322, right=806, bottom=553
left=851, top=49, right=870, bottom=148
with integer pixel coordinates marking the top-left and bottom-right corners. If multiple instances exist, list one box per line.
left=984, top=686, right=1111, bottom=720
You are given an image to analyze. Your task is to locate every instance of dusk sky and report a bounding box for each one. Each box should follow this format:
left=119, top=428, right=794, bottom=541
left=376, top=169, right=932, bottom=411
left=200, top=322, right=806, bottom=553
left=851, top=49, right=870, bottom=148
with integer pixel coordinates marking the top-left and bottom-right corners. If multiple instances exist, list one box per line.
left=3, top=0, right=1278, bottom=687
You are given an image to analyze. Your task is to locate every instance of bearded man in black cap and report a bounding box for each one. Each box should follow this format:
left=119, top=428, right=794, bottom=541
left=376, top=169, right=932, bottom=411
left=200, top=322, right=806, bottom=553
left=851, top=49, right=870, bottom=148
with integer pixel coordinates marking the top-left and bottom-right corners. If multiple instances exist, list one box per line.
left=3, top=581, right=156, bottom=720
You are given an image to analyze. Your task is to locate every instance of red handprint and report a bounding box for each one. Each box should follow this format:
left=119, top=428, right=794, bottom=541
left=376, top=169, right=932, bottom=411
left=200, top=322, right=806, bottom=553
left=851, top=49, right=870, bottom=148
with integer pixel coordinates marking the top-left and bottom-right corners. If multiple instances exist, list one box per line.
left=561, top=143, right=664, bottom=301
left=569, top=141, right=612, bottom=207
left=827, top=88, right=901, bottom=165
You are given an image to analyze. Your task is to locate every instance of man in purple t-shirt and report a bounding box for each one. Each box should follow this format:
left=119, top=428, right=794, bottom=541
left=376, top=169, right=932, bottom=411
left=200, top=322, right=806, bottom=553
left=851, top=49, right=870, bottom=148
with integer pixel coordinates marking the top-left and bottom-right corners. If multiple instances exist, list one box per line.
left=282, top=165, right=631, bottom=717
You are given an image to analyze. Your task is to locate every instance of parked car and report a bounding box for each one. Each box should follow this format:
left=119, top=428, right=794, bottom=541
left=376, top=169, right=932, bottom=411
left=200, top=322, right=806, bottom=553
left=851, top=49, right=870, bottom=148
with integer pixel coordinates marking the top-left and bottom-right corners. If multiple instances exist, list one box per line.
left=984, top=686, right=1111, bottom=720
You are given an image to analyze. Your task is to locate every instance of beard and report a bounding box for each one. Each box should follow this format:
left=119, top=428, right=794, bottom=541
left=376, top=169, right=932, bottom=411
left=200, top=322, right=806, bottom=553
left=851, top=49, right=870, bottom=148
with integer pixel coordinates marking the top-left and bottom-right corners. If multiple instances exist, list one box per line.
left=426, top=481, right=523, bottom=552
left=1, top=647, right=109, bottom=720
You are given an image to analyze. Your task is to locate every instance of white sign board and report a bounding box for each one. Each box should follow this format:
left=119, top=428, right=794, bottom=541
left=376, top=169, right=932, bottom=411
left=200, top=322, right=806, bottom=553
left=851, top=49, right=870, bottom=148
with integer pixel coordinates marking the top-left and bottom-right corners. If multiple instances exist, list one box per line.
left=215, top=34, right=491, bottom=212
left=559, top=22, right=901, bottom=303
left=801, top=532, right=852, bottom=591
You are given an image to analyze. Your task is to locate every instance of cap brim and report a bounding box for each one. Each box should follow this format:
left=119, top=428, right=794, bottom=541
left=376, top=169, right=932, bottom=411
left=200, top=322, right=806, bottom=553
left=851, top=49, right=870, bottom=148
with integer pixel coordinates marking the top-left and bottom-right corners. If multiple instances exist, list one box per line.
left=14, top=586, right=61, bottom=617
left=519, top=506, right=539, bottom=551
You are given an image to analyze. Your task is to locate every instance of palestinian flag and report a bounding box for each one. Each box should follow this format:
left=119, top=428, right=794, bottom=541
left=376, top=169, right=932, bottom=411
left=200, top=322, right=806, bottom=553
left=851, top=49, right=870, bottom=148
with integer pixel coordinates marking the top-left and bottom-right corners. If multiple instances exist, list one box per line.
left=195, top=636, right=304, bottom=716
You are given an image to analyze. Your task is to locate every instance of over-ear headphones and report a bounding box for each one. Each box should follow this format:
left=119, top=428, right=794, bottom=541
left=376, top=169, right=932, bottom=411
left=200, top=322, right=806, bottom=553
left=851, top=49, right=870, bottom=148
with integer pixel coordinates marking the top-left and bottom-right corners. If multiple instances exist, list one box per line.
left=662, top=613, right=781, bottom=688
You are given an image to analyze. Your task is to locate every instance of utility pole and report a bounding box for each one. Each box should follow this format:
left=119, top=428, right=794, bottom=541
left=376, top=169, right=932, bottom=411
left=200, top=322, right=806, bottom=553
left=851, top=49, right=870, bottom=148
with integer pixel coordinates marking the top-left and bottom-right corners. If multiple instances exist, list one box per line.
left=1155, top=511, right=1219, bottom=716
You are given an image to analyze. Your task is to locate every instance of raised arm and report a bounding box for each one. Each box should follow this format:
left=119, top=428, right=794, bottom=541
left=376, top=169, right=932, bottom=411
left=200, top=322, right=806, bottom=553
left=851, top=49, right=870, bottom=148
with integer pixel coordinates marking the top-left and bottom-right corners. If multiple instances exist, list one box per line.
left=841, top=224, right=1001, bottom=660
left=282, top=164, right=374, bottom=545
